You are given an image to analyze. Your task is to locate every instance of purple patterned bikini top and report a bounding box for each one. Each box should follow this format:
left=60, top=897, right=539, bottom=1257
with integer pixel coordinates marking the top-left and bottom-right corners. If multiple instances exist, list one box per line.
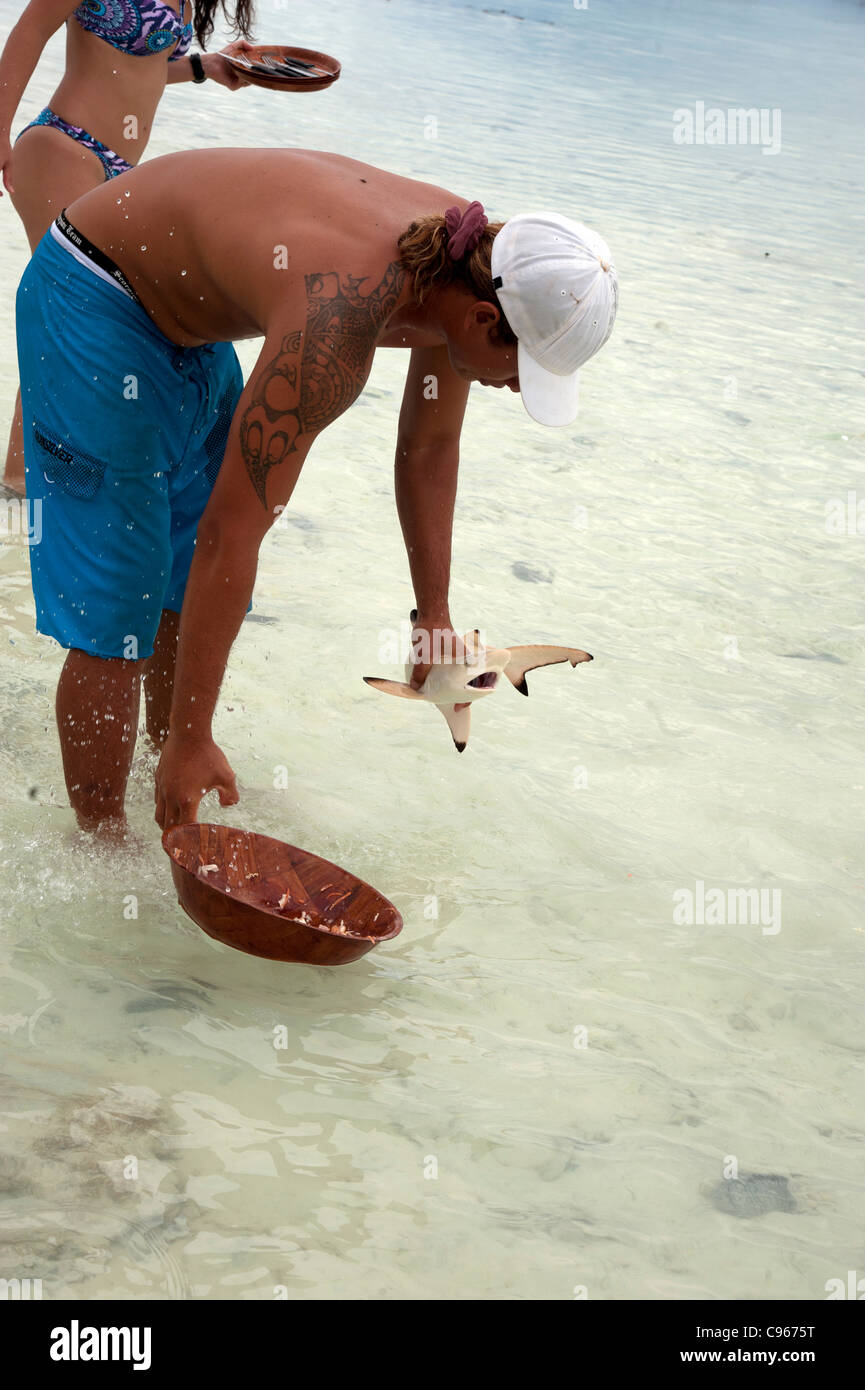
left=74, top=0, right=193, bottom=62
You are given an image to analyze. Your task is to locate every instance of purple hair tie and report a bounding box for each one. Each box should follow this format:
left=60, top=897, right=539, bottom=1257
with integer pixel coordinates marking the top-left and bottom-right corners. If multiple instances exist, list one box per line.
left=445, top=201, right=488, bottom=260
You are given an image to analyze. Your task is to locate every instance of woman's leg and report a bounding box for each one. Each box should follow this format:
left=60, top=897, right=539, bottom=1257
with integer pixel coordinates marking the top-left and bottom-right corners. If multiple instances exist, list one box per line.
left=4, top=126, right=105, bottom=494
left=56, top=649, right=144, bottom=833
left=3, top=392, right=25, bottom=496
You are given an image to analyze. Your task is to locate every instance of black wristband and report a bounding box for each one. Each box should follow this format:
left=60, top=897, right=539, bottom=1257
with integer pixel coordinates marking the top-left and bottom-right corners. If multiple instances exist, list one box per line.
left=189, top=52, right=207, bottom=83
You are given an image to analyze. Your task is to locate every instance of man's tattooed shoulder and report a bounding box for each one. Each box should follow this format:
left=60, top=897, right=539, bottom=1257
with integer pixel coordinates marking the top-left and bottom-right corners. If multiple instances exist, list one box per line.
left=240, top=260, right=406, bottom=508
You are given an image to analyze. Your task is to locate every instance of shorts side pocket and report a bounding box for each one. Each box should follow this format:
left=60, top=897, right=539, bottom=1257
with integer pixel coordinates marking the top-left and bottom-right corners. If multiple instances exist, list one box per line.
left=32, top=421, right=107, bottom=501
left=202, top=383, right=240, bottom=489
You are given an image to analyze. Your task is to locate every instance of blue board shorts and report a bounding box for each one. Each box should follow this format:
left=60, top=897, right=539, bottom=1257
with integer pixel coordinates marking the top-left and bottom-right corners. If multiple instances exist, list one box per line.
left=16, top=221, right=244, bottom=660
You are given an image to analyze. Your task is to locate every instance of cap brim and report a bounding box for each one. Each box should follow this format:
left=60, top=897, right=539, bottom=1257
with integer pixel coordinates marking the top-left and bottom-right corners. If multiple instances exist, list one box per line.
left=517, top=340, right=580, bottom=427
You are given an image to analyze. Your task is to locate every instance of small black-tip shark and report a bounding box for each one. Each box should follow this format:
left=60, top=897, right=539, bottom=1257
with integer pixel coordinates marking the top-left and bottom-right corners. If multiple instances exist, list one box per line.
left=364, top=615, right=592, bottom=751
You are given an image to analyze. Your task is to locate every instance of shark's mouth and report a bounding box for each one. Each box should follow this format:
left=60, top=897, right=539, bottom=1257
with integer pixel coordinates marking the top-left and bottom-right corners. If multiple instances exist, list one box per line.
left=467, top=671, right=498, bottom=690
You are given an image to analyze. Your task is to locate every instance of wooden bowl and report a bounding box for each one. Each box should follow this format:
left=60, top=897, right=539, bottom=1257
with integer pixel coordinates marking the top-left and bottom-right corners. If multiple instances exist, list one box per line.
left=226, top=45, right=341, bottom=93
left=163, top=824, right=402, bottom=966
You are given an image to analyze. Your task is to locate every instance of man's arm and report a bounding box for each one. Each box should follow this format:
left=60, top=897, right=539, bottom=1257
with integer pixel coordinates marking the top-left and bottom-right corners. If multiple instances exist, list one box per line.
left=395, top=343, right=471, bottom=680
left=154, top=324, right=318, bottom=828
left=156, top=259, right=406, bottom=827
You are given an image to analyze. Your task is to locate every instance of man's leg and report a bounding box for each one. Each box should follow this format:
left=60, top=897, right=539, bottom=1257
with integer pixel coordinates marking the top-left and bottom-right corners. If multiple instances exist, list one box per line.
left=56, top=649, right=144, bottom=833
left=16, top=219, right=187, bottom=836
left=142, top=608, right=179, bottom=748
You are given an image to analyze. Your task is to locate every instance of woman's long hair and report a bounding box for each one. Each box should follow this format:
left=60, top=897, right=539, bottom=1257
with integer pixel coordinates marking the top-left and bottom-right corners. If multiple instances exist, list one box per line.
left=192, top=1, right=255, bottom=48
left=397, top=214, right=516, bottom=344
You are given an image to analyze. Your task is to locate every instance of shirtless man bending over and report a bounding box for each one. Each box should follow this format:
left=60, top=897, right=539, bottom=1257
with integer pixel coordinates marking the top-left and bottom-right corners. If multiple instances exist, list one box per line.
left=15, top=147, right=618, bottom=834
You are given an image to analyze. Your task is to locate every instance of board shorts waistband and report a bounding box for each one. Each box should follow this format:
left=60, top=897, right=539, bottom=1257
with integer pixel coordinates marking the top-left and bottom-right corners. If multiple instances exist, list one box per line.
left=51, top=208, right=144, bottom=303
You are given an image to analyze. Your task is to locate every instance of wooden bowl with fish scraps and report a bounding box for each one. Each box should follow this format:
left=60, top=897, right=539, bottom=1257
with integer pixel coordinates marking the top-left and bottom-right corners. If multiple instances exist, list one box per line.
left=163, top=824, right=402, bottom=966
left=225, top=46, right=341, bottom=92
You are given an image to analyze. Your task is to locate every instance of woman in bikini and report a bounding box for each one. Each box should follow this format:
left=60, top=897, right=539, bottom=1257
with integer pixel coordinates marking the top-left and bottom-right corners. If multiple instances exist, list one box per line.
left=0, top=0, right=256, bottom=492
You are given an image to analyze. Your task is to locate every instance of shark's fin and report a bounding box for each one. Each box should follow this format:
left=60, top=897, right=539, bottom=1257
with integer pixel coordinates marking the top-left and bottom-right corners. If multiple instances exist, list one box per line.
left=363, top=677, right=426, bottom=700
left=438, top=702, right=471, bottom=752
left=504, top=645, right=593, bottom=696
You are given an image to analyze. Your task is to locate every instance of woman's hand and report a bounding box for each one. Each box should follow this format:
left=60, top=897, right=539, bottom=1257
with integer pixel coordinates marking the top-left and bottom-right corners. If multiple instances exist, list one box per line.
left=155, top=734, right=239, bottom=831
left=202, top=39, right=255, bottom=90
left=0, top=134, right=15, bottom=195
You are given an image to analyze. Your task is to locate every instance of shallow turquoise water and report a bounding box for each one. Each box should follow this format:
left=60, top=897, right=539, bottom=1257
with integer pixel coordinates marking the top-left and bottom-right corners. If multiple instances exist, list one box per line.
left=0, top=0, right=863, bottom=1299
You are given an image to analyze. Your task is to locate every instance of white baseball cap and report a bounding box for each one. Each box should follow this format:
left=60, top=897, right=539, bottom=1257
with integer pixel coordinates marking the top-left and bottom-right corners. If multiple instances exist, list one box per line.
left=490, top=212, right=618, bottom=427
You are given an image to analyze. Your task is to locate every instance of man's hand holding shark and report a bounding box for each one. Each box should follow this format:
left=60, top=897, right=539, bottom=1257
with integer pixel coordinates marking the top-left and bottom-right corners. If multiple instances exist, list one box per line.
left=14, top=147, right=617, bottom=834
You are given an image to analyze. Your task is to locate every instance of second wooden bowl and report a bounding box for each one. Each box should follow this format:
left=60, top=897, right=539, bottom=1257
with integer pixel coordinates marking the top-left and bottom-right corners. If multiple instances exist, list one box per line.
left=226, top=45, right=341, bottom=93
left=163, top=823, right=402, bottom=966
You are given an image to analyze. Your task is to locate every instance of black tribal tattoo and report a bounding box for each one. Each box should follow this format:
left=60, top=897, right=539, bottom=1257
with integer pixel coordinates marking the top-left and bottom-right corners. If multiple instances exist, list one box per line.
left=240, top=261, right=406, bottom=507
